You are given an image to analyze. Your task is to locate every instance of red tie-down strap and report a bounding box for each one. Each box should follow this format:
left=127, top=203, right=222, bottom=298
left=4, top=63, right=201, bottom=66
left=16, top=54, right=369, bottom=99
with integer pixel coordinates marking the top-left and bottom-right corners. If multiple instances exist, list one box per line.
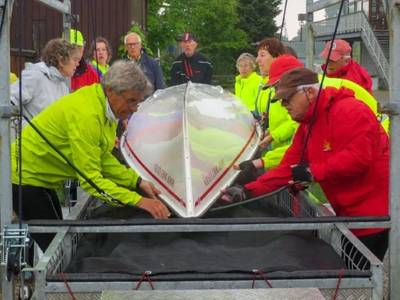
left=251, top=269, right=273, bottom=288
left=332, top=268, right=345, bottom=300
left=134, top=270, right=155, bottom=290
left=59, top=272, right=77, bottom=300
left=288, top=183, right=305, bottom=217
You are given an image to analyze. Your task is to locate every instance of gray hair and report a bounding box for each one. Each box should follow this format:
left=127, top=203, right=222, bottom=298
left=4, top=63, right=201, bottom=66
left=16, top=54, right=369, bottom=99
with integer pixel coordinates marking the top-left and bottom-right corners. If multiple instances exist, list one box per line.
left=41, top=38, right=78, bottom=68
left=124, top=32, right=142, bottom=45
left=101, top=60, right=153, bottom=94
left=236, top=53, right=256, bottom=70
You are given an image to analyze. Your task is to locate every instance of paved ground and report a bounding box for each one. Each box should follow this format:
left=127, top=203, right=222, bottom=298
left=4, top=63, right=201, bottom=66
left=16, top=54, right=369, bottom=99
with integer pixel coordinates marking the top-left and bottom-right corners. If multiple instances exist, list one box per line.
left=101, top=288, right=325, bottom=300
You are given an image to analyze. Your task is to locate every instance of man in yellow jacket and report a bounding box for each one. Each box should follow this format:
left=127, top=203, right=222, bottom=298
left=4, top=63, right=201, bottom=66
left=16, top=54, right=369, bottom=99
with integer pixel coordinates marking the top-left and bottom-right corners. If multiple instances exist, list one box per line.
left=12, top=61, right=170, bottom=253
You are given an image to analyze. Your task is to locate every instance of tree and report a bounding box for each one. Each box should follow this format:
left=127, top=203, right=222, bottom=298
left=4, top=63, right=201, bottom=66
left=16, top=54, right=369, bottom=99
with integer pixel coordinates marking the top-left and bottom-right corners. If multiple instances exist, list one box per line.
left=147, top=0, right=249, bottom=83
left=237, top=0, right=282, bottom=44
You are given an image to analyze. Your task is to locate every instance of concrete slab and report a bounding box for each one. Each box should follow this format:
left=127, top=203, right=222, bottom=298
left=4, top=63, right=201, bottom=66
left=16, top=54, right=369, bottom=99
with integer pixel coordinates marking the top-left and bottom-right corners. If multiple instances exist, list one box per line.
left=101, top=288, right=325, bottom=300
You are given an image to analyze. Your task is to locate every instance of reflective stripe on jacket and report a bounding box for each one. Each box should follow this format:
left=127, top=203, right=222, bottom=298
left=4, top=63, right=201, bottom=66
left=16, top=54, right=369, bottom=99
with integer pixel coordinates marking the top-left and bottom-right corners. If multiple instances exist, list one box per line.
left=322, top=76, right=389, bottom=133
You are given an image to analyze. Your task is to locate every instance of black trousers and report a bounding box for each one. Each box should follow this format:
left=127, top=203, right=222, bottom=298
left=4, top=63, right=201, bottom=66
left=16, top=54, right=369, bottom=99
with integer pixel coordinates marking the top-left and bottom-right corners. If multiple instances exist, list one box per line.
left=12, top=184, right=62, bottom=255
left=342, top=230, right=388, bottom=269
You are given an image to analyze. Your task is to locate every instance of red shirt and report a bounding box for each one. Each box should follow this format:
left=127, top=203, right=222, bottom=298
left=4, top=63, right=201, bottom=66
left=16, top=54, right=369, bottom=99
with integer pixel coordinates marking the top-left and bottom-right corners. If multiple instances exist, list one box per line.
left=245, top=87, right=389, bottom=237
left=323, top=59, right=373, bottom=93
left=71, top=63, right=100, bottom=92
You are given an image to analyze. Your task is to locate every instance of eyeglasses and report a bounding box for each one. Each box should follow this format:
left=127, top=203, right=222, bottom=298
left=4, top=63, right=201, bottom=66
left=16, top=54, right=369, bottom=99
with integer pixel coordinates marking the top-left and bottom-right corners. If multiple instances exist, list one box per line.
left=126, top=42, right=141, bottom=48
left=121, top=93, right=143, bottom=109
left=281, top=89, right=303, bottom=106
left=237, top=64, right=251, bottom=69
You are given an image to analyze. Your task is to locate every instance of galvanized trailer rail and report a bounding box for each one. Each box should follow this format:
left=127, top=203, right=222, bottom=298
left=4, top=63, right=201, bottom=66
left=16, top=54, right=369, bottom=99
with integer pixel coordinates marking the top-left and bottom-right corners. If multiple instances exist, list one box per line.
left=25, top=190, right=385, bottom=300
left=0, top=1, right=71, bottom=298
left=0, top=1, right=398, bottom=300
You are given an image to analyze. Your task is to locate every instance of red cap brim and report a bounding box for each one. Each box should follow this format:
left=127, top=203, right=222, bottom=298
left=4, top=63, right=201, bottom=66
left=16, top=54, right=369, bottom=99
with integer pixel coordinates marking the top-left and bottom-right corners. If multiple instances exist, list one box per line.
left=319, top=49, right=342, bottom=61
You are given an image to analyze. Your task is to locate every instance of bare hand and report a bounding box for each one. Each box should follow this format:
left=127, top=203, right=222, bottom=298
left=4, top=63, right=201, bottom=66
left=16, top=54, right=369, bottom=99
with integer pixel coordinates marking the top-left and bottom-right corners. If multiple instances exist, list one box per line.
left=259, top=134, right=272, bottom=149
left=136, top=197, right=171, bottom=219
left=139, top=180, right=160, bottom=199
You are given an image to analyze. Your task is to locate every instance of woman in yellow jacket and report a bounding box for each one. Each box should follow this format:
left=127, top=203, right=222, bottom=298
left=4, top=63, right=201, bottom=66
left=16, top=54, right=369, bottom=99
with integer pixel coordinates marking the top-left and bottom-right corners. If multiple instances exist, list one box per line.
left=253, top=41, right=298, bottom=170
left=234, top=53, right=261, bottom=111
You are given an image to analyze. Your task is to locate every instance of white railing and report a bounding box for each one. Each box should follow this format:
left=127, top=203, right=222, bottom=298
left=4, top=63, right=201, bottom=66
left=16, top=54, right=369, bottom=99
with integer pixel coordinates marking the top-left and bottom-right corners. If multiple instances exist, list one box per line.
left=307, top=0, right=342, bottom=13
left=359, top=11, right=390, bottom=84
left=312, top=12, right=389, bottom=85
left=312, top=12, right=363, bottom=36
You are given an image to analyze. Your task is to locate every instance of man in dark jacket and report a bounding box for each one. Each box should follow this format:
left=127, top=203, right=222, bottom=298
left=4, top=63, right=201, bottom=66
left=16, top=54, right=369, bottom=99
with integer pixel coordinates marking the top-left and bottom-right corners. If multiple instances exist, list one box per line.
left=222, top=68, right=389, bottom=260
left=124, top=32, right=165, bottom=91
left=170, top=32, right=213, bottom=85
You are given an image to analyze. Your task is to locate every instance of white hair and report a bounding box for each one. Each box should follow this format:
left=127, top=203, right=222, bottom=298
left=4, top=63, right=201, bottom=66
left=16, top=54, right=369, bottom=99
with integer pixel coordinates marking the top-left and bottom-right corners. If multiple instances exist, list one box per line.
left=236, top=53, right=256, bottom=70
left=124, top=32, right=142, bottom=45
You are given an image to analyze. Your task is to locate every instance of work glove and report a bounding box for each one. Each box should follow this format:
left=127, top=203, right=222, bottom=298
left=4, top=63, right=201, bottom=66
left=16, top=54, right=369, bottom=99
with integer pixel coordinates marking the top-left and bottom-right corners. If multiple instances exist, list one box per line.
left=220, top=184, right=249, bottom=204
left=235, top=160, right=259, bottom=185
left=291, top=164, right=313, bottom=187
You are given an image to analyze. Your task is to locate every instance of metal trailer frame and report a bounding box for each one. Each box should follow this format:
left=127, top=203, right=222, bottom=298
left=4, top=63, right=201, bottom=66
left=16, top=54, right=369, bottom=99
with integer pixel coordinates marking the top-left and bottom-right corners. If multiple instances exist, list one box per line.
left=25, top=190, right=386, bottom=300
left=0, top=0, right=399, bottom=299
left=0, top=1, right=71, bottom=298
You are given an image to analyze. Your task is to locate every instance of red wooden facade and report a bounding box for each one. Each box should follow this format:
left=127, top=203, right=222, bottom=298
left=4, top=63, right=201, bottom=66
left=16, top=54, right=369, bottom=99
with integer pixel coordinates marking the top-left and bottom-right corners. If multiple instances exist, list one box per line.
left=10, top=0, right=147, bottom=73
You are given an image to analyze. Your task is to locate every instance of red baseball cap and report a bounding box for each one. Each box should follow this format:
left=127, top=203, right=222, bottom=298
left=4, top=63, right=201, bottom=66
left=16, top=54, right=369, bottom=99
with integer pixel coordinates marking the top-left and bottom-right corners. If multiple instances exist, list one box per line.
left=266, top=54, right=304, bottom=87
left=320, top=39, right=351, bottom=61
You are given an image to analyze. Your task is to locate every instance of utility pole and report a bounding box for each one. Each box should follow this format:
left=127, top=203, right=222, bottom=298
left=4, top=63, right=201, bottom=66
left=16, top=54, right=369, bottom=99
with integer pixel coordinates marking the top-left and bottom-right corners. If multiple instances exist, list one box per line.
left=305, top=0, right=315, bottom=69
left=389, top=1, right=400, bottom=298
left=0, top=1, right=16, bottom=299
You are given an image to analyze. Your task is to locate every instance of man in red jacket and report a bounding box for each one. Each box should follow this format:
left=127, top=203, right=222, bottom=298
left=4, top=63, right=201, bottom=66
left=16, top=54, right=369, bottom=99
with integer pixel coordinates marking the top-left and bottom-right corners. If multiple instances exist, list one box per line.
left=222, top=68, right=389, bottom=260
left=320, top=39, right=373, bottom=93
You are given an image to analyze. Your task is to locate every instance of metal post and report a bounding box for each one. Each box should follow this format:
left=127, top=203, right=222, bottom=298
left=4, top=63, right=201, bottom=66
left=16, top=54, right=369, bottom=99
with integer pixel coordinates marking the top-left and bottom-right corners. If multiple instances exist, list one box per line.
left=0, top=0, right=15, bottom=299
left=389, top=1, right=400, bottom=299
left=305, top=0, right=315, bottom=69
left=62, top=0, right=71, bottom=40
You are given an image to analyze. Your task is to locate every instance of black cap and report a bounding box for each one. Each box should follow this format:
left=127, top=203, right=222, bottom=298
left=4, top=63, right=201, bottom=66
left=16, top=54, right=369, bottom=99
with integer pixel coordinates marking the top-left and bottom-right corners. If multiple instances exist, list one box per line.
left=176, top=32, right=196, bottom=42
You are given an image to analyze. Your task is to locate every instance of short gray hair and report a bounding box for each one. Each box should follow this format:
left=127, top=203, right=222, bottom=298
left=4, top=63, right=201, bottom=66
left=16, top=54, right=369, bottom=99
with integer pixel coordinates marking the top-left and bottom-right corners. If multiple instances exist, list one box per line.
left=124, top=32, right=142, bottom=45
left=101, top=60, right=153, bottom=94
left=236, top=53, right=256, bottom=70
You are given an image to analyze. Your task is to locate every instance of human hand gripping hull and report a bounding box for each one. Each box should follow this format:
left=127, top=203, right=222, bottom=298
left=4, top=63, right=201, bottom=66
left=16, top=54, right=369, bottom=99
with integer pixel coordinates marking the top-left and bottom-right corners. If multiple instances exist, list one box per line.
left=136, top=179, right=171, bottom=219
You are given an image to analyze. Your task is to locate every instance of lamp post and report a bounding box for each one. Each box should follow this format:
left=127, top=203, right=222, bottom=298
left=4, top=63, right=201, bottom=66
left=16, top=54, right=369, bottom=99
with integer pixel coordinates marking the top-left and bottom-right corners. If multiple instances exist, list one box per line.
left=298, top=13, right=307, bottom=42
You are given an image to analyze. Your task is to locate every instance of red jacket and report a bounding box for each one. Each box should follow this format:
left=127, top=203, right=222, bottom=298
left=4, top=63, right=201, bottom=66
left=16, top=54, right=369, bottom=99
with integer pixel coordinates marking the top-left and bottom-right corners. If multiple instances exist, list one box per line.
left=245, top=87, right=389, bottom=237
left=71, top=61, right=100, bottom=91
left=323, top=59, right=373, bottom=93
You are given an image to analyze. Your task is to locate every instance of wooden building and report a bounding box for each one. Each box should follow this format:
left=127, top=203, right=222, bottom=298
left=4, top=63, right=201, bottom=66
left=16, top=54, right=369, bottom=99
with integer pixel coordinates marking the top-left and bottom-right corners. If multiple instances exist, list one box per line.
left=10, top=0, right=147, bottom=73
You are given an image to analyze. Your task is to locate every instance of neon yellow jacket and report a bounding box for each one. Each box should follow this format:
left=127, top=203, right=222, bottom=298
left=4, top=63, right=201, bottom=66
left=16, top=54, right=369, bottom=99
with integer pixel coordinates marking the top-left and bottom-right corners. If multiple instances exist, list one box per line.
left=234, top=72, right=262, bottom=111
left=91, top=60, right=110, bottom=76
left=255, top=76, right=299, bottom=169
left=11, top=84, right=142, bottom=206
left=321, top=76, right=389, bottom=133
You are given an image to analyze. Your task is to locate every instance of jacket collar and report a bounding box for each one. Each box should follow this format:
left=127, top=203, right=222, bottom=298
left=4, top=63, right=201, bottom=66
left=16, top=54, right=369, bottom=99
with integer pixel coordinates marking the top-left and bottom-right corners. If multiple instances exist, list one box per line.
left=302, top=86, right=355, bottom=124
left=96, top=84, right=118, bottom=123
left=321, top=59, right=354, bottom=78
left=31, top=61, right=67, bottom=82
